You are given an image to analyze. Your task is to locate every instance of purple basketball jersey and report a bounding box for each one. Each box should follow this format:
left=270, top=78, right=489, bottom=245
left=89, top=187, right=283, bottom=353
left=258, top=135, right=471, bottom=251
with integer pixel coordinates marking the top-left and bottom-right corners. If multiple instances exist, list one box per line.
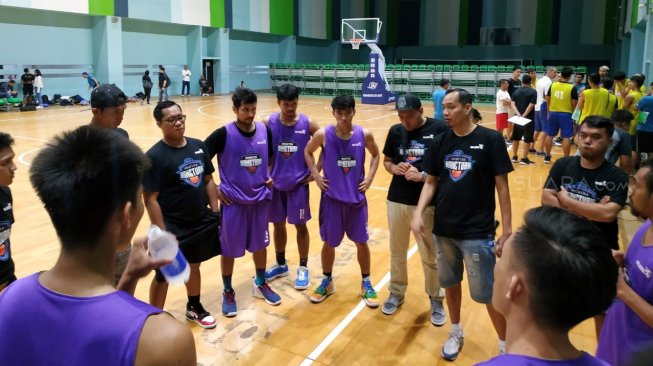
left=597, top=219, right=653, bottom=366
left=269, top=113, right=311, bottom=191
left=0, top=273, right=161, bottom=365
left=477, top=353, right=610, bottom=366
left=322, top=125, right=366, bottom=204
left=218, top=122, right=271, bottom=204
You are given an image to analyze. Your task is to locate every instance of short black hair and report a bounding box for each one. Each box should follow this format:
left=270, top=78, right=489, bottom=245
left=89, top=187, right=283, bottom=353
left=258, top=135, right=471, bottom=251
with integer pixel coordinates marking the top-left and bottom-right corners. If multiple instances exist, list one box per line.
left=588, top=73, right=601, bottom=85
left=575, top=72, right=585, bottom=78
left=445, top=88, right=473, bottom=106
left=29, top=126, right=149, bottom=251
left=614, top=71, right=627, bottom=81
left=23, top=68, right=29, bottom=73
left=498, top=79, right=509, bottom=86
left=640, top=159, right=653, bottom=194
left=331, top=95, right=355, bottom=110
left=0, top=133, right=14, bottom=150
left=153, top=100, right=182, bottom=122
left=512, top=66, right=522, bottom=72
left=440, top=78, right=450, bottom=87
left=276, top=84, right=299, bottom=101
left=82, top=72, right=88, bottom=76
left=560, top=67, right=574, bottom=78
left=611, top=109, right=634, bottom=125
left=511, top=206, right=617, bottom=331
left=583, top=115, right=614, bottom=138
left=470, top=108, right=482, bottom=121
left=602, top=78, right=614, bottom=90
left=232, top=88, right=257, bottom=109
left=521, top=74, right=532, bottom=85
left=631, top=74, right=645, bottom=88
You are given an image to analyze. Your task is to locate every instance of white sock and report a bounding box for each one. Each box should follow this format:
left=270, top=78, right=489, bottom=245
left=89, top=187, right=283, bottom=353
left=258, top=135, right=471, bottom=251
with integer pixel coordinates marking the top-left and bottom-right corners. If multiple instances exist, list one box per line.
left=362, top=276, right=370, bottom=282
left=499, top=340, right=506, bottom=354
left=451, top=323, right=463, bottom=336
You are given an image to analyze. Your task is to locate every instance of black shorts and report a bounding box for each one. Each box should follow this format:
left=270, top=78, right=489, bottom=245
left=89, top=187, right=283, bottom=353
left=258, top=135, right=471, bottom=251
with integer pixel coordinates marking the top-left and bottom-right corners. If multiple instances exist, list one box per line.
left=510, top=121, right=534, bottom=143
left=154, top=210, right=221, bottom=282
left=637, top=130, right=653, bottom=153
left=22, top=84, right=33, bottom=96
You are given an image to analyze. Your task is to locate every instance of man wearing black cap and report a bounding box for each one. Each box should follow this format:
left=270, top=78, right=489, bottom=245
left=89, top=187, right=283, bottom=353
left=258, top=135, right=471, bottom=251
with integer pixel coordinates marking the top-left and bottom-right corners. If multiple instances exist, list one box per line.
left=381, top=94, right=448, bottom=324
left=89, top=83, right=130, bottom=284
left=90, top=84, right=129, bottom=139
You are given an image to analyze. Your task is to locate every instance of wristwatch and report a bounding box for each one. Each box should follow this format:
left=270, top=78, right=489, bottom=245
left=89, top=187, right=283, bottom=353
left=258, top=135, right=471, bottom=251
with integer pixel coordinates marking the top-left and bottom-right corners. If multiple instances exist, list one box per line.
left=421, top=171, right=428, bottom=182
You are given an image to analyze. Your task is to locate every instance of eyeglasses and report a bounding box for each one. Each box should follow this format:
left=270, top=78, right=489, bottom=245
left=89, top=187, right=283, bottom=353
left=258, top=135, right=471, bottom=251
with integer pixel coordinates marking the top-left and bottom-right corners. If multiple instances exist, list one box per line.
left=164, top=114, right=186, bottom=124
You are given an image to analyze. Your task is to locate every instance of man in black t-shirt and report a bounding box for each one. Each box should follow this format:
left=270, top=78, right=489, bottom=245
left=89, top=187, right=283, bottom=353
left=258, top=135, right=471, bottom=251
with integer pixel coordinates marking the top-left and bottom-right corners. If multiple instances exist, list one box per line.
left=158, top=66, right=170, bottom=103
left=20, top=68, right=34, bottom=106
left=542, top=115, right=628, bottom=338
left=381, top=94, right=448, bottom=322
left=510, top=74, right=537, bottom=165
left=507, top=66, right=522, bottom=98
left=0, top=133, right=16, bottom=292
left=143, top=101, right=221, bottom=329
left=542, top=115, right=628, bottom=250
left=411, top=88, right=513, bottom=361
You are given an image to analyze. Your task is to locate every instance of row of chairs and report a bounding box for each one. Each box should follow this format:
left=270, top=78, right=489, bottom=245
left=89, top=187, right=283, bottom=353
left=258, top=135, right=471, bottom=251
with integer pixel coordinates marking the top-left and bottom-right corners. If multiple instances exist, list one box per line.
left=269, top=63, right=588, bottom=103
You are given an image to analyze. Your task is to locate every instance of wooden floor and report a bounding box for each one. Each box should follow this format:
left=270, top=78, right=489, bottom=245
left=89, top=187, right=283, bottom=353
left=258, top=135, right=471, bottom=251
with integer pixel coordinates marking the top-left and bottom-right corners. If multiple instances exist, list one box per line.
left=0, top=94, right=639, bottom=365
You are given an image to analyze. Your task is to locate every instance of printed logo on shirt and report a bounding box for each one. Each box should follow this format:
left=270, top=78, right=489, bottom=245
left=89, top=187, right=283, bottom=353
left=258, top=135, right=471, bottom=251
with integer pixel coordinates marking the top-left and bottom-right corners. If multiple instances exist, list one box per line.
left=0, top=221, right=11, bottom=261
left=240, top=153, right=263, bottom=174
left=470, top=144, right=484, bottom=150
left=194, top=149, right=204, bottom=154
left=177, top=158, right=204, bottom=188
left=352, top=142, right=362, bottom=147
left=295, top=129, right=307, bottom=135
left=278, top=141, right=298, bottom=158
left=337, top=155, right=357, bottom=174
left=636, top=260, right=652, bottom=279
left=3, top=203, right=10, bottom=212
left=422, top=134, right=434, bottom=139
left=256, top=139, right=267, bottom=145
left=562, top=182, right=598, bottom=203
left=444, top=150, right=473, bottom=182
left=399, top=140, right=426, bottom=163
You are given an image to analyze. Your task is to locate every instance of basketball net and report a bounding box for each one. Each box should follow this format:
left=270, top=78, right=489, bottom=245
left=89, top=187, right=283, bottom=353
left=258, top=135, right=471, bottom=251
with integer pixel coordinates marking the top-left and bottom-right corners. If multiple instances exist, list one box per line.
left=351, top=38, right=363, bottom=50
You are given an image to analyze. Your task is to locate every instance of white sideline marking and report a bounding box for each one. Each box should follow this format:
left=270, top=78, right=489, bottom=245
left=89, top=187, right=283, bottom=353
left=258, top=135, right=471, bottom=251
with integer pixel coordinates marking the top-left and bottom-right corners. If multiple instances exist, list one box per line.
left=299, top=244, right=419, bottom=365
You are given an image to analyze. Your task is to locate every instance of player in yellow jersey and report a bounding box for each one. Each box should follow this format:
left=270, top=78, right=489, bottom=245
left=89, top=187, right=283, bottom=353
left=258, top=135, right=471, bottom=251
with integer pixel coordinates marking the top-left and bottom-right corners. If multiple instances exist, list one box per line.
left=543, top=67, right=578, bottom=163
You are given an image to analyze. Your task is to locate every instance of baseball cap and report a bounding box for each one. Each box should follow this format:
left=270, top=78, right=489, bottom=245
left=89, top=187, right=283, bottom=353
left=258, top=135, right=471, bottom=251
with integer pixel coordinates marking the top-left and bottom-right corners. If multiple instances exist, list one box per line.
left=396, top=94, right=422, bottom=111
left=91, top=84, right=127, bottom=109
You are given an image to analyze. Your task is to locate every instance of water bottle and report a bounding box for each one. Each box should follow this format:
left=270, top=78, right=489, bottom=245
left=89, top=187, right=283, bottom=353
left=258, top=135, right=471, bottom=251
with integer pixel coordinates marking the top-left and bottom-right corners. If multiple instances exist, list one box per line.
left=148, top=225, right=190, bottom=285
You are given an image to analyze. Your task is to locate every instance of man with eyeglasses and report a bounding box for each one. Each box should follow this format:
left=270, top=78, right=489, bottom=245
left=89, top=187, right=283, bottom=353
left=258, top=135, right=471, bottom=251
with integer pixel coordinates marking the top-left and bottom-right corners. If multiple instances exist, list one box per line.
left=142, top=100, right=221, bottom=329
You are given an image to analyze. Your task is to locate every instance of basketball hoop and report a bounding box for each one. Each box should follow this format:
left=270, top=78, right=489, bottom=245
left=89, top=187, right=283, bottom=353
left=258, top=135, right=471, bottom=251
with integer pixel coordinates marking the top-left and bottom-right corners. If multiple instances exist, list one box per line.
left=351, top=38, right=363, bottom=50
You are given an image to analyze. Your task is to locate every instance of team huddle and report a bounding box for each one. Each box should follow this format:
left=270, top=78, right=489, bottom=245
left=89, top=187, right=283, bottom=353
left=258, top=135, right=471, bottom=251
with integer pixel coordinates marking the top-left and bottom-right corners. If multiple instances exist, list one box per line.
left=0, top=81, right=652, bottom=366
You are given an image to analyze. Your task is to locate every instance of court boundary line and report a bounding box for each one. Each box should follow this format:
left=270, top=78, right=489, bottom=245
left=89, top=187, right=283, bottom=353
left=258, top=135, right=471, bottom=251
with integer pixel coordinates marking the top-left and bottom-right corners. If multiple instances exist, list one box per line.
left=299, top=244, right=419, bottom=365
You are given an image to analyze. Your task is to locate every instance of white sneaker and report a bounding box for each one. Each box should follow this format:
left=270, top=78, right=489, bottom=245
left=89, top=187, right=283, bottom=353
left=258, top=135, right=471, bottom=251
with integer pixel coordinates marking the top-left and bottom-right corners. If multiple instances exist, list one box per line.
left=441, top=331, right=464, bottom=361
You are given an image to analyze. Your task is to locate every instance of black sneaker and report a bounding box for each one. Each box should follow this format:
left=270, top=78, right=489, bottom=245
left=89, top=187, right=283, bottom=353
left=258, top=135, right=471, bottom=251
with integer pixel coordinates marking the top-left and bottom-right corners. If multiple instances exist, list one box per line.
left=186, top=303, right=217, bottom=329
left=529, top=148, right=537, bottom=153
left=520, top=158, right=536, bottom=165
left=544, top=155, right=552, bottom=164
left=535, top=151, right=546, bottom=157
left=511, top=155, right=518, bottom=163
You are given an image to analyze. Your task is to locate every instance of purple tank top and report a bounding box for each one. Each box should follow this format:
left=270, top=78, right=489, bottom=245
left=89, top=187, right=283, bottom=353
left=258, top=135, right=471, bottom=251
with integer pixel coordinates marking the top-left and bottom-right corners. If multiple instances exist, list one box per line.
left=597, top=219, right=653, bottom=366
left=0, top=273, right=161, bottom=366
left=269, top=113, right=311, bottom=191
left=323, top=125, right=366, bottom=204
left=218, top=121, right=271, bottom=204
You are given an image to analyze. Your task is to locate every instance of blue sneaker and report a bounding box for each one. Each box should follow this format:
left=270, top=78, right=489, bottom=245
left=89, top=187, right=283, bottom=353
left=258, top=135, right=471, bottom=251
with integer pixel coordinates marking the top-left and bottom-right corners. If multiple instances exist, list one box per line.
left=360, top=279, right=379, bottom=308
left=222, top=290, right=237, bottom=317
left=295, top=266, right=309, bottom=290
left=265, top=263, right=289, bottom=281
left=252, top=280, right=282, bottom=305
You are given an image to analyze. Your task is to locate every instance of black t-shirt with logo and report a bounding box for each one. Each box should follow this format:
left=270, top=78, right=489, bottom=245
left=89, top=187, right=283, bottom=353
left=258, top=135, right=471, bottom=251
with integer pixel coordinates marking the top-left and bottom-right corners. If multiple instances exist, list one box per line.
left=543, top=156, right=628, bottom=249
left=508, top=78, right=522, bottom=98
left=0, top=187, right=14, bottom=284
left=383, top=117, right=448, bottom=205
left=424, top=125, right=514, bottom=239
left=143, top=137, right=215, bottom=225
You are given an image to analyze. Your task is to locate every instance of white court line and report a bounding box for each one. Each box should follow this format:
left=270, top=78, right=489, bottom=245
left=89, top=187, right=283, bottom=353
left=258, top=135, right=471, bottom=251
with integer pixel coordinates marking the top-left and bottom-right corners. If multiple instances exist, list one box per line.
left=18, top=148, right=41, bottom=167
left=369, top=185, right=388, bottom=191
left=300, top=244, right=420, bottom=366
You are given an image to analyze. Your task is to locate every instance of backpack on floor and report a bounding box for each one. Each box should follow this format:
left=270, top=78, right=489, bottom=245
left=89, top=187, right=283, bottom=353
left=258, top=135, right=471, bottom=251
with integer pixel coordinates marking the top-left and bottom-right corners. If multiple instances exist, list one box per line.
left=20, top=104, right=37, bottom=112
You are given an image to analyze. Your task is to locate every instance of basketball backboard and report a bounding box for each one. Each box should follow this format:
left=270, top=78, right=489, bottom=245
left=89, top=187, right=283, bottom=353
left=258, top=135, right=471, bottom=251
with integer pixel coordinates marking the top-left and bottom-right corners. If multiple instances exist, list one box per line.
left=341, top=18, right=382, bottom=46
